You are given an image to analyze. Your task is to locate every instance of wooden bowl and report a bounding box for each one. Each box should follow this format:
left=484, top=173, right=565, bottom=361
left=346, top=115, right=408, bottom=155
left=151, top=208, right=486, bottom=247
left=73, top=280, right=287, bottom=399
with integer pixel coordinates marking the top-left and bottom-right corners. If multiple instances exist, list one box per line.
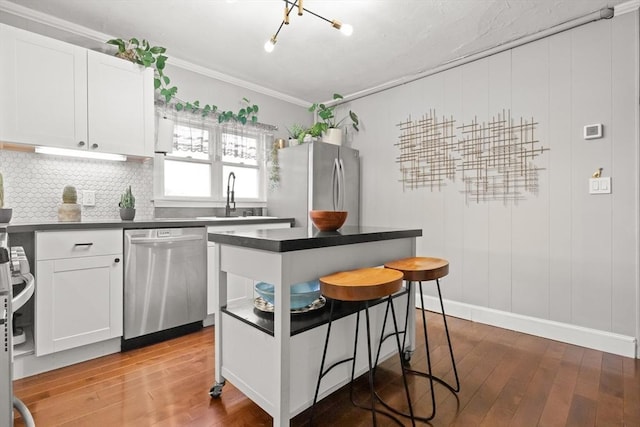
left=309, top=210, right=348, bottom=231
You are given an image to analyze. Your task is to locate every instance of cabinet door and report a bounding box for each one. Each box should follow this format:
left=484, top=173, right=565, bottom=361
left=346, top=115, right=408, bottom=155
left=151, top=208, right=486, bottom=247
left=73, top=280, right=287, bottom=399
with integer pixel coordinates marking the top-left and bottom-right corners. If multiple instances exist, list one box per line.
left=0, top=24, right=88, bottom=148
left=87, top=50, right=154, bottom=157
left=36, top=254, right=123, bottom=356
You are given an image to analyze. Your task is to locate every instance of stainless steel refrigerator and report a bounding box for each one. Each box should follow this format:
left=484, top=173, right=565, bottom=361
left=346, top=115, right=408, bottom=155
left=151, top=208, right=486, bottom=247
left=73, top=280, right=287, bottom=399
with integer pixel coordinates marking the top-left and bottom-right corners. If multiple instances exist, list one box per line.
left=268, top=141, right=360, bottom=230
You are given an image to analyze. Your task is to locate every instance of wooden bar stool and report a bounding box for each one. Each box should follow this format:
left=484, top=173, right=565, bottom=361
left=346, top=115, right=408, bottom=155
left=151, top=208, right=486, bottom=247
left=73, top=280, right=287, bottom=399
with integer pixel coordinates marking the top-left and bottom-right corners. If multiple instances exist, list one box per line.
left=376, top=257, right=460, bottom=422
left=310, top=267, right=415, bottom=426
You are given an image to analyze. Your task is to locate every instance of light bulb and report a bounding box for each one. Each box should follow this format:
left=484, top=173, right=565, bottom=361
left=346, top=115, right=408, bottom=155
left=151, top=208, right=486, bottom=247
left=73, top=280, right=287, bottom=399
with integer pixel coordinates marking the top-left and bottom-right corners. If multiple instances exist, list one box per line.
left=264, top=37, right=276, bottom=53
left=340, top=23, right=353, bottom=36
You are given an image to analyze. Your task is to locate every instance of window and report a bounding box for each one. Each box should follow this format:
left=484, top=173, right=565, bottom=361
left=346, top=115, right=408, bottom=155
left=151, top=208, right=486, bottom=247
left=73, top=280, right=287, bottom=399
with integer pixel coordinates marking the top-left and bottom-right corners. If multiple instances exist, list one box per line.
left=155, top=115, right=274, bottom=204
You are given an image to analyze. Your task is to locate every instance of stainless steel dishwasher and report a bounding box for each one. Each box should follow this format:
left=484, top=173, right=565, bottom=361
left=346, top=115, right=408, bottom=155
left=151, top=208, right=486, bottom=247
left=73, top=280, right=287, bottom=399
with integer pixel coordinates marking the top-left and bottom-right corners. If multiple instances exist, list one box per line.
left=122, top=227, right=207, bottom=350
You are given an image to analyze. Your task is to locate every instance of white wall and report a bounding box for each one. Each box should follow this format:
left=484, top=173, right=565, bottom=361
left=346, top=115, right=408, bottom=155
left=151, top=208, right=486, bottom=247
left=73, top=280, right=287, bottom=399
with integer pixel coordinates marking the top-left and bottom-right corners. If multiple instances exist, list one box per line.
left=165, top=65, right=312, bottom=141
left=349, top=12, right=639, bottom=355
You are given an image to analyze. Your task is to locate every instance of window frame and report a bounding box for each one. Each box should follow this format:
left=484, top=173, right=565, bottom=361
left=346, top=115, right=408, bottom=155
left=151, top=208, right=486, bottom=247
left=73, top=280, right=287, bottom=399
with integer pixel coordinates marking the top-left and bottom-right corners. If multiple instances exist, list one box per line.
left=153, top=117, right=271, bottom=206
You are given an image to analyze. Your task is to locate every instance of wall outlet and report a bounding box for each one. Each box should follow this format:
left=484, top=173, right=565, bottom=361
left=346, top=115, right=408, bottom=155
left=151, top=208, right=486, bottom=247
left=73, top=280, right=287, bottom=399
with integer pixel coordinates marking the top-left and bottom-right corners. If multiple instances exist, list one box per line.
left=82, top=190, right=96, bottom=206
left=589, top=177, right=611, bottom=194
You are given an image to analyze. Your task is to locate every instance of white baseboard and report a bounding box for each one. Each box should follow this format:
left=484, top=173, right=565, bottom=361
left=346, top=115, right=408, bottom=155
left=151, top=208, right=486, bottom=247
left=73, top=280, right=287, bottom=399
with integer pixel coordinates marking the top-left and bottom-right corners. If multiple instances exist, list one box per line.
left=203, top=314, right=215, bottom=327
left=417, top=293, right=637, bottom=359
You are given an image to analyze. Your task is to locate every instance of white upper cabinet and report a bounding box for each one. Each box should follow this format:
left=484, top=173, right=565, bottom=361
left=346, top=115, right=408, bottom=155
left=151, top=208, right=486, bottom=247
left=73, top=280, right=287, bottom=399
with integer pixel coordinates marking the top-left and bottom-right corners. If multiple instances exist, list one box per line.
left=0, top=24, right=154, bottom=157
left=87, top=50, right=154, bottom=157
left=0, top=24, right=87, bottom=148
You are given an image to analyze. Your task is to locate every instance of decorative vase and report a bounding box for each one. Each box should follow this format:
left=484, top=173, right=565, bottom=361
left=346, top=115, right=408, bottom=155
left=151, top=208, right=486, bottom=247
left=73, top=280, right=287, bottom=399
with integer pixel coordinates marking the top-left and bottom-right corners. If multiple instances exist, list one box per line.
left=322, top=128, right=343, bottom=146
left=58, top=204, right=81, bottom=222
left=120, top=208, right=136, bottom=221
left=0, top=208, right=12, bottom=223
left=289, top=138, right=300, bottom=147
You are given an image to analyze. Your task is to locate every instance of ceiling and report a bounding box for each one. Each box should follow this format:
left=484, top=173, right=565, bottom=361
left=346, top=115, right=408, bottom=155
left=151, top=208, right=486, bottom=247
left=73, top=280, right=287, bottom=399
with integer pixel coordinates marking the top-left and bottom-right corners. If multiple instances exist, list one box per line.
left=0, top=0, right=628, bottom=105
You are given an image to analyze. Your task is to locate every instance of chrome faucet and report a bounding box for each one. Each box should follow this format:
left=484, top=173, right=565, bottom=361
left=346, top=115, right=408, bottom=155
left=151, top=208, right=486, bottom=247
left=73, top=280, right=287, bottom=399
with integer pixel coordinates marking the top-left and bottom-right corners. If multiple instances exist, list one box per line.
left=225, top=171, right=236, bottom=217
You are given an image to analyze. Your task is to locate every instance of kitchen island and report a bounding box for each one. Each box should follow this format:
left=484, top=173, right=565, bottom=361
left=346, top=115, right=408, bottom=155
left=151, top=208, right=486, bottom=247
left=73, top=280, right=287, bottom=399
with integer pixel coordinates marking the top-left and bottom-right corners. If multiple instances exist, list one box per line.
left=208, top=226, right=422, bottom=427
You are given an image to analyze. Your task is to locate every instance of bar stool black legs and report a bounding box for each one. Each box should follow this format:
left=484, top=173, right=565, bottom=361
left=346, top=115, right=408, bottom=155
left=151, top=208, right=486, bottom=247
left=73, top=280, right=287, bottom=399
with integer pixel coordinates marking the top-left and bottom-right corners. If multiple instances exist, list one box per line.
left=376, top=256, right=461, bottom=423
left=310, top=296, right=415, bottom=426
left=432, top=278, right=460, bottom=393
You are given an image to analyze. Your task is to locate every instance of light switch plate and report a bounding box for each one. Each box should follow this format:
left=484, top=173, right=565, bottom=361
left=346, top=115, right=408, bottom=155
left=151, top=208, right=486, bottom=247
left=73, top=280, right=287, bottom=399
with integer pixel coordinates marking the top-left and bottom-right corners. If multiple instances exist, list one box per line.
left=589, top=177, right=611, bottom=194
left=82, top=190, right=96, bottom=206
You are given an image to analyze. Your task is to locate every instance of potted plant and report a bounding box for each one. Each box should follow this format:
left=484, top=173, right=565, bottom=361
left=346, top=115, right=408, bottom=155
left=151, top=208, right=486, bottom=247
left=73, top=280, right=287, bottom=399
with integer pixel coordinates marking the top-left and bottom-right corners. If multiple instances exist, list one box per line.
left=0, top=172, right=12, bottom=223
left=308, top=93, right=359, bottom=146
left=58, top=185, right=81, bottom=222
left=287, top=124, right=309, bottom=146
left=119, top=186, right=136, bottom=221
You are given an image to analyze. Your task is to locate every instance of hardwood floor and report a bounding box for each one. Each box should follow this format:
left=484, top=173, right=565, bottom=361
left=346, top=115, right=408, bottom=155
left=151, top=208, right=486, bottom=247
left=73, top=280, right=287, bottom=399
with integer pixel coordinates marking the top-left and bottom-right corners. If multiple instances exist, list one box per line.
left=13, top=311, right=640, bottom=426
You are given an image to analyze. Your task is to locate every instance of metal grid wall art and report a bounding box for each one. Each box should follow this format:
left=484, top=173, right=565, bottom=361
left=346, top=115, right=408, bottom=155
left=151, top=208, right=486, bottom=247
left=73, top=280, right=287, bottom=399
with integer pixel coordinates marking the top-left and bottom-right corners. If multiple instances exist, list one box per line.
left=395, top=110, right=457, bottom=191
left=396, top=109, right=547, bottom=203
left=458, top=110, right=545, bottom=202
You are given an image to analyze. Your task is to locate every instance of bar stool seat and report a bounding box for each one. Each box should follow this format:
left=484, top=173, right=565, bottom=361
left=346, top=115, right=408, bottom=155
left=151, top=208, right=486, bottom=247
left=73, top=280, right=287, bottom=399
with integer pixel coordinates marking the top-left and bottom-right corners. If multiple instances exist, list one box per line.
left=385, top=257, right=449, bottom=282
left=320, top=268, right=404, bottom=301
left=311, top=267, right=415, bottom=426
left=378, top=256, right=460, bottom=422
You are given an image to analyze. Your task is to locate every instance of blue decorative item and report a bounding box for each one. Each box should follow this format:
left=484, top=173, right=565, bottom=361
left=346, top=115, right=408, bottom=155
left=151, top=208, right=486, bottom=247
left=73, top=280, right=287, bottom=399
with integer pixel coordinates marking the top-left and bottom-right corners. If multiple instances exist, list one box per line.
left=255, top=280, right=321, bottom=310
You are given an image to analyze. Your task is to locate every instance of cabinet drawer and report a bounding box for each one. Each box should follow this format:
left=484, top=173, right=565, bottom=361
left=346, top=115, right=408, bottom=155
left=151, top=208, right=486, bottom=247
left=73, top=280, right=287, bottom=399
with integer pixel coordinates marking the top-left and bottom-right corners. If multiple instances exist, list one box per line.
left=37, top=229, right=123, bottom=260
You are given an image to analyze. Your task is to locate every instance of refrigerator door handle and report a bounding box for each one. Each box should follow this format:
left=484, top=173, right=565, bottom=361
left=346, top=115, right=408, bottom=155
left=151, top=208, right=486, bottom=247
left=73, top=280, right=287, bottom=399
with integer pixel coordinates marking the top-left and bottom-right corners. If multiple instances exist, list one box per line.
left=332, top=158, right=340, bottom=211
left=339, top=158, right=346, bottom=211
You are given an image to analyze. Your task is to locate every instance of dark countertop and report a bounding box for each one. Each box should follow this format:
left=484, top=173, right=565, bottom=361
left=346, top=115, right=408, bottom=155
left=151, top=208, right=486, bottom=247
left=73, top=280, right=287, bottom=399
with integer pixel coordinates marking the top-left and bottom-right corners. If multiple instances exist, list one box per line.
left=208, top=226, right=422, bottom=252
left=5, top=217, right=295, bottom=233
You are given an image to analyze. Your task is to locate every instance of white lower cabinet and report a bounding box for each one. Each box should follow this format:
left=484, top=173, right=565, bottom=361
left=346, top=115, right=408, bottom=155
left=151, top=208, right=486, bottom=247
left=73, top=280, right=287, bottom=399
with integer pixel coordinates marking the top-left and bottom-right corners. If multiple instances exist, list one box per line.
left=35, top=229, right=123, bottom=356
left=207, top=222, right=291, bottom=315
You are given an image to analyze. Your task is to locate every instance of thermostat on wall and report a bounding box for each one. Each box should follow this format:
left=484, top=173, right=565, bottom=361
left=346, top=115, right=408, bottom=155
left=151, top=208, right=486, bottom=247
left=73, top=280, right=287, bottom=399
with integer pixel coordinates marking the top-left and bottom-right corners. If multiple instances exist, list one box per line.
left=584, top=124, right=603, bottom=140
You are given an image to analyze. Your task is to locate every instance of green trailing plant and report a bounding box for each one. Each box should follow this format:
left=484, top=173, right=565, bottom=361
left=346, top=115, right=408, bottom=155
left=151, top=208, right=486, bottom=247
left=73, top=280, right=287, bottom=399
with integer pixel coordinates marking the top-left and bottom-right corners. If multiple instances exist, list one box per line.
left=106, top=37, right=259, bottom=125
left=269, top=141, right=281, bottom=188
left=62, top=186, right=78, bottom=204
left=119, top=186, right=136, bottom=209
left=0, top=173, right=4, bottom=209
left=308, top=93, right=359, bottom=132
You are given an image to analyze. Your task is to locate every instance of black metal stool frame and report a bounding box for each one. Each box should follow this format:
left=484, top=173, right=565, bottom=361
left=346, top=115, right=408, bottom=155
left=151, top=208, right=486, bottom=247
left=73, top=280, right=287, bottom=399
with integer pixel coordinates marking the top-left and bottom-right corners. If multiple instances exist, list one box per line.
left=310, top=296, right=416, bottom=427
left=373, top=279, right=460, bottom=422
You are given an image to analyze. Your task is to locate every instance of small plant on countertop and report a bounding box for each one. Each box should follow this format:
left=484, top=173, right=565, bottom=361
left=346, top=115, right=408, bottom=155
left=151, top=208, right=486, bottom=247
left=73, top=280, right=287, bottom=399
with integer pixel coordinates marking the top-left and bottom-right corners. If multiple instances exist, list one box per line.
left=0, top=172, right=4, bottom=208
left=119, top=186, right=136, bottom=209
left=106, top=37, right=259, bottom=125
left=62, top=185, right=78, bottom=204
left=58, top=185, right=80, bottom=222
left=0, top=173, right=11, bottom=223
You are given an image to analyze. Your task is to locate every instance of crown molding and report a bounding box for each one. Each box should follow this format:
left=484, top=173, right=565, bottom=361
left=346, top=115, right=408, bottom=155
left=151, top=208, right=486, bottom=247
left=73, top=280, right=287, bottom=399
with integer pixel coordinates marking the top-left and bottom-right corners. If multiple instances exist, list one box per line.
left=0, top=0, right=310, bottom=107
left=614, top=0, right=640, bottom=16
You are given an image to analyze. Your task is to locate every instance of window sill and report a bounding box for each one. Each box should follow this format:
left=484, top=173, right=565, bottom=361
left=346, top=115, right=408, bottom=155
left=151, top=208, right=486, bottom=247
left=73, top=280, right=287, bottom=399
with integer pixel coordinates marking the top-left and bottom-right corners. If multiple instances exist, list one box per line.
left=153, top=198, right=266, bottom=208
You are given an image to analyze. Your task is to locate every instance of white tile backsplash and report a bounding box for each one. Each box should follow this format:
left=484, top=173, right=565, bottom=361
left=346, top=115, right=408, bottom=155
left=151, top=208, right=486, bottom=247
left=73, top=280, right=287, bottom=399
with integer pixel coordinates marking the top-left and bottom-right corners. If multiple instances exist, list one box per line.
left=0, top=150, right=154, bottom=222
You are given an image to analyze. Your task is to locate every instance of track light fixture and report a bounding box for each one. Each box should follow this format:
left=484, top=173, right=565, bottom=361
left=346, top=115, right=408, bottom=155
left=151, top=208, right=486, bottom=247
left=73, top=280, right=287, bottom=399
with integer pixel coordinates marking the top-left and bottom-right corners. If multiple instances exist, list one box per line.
left=264, top=0, right=353, bottom=52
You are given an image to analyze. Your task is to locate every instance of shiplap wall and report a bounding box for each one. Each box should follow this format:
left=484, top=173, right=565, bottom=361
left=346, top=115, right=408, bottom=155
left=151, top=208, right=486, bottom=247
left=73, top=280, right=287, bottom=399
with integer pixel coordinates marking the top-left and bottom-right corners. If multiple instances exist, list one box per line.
left=350, top=12, right=639, bottom=346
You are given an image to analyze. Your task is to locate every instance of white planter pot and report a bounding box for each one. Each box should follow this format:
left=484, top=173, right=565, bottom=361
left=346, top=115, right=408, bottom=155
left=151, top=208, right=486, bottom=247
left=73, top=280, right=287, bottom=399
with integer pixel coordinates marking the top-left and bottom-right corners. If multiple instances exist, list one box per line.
left=322, top=128, right=343, bottom=145
left=289, top=138, right=300, bottom=146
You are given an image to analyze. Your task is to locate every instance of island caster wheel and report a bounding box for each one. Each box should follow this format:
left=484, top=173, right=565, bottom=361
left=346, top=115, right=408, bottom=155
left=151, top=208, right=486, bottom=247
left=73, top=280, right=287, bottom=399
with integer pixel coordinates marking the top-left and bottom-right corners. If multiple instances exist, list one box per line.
left=402, top=350, right=413, bottom=365
left=209, top=381, right=225, bottom=398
